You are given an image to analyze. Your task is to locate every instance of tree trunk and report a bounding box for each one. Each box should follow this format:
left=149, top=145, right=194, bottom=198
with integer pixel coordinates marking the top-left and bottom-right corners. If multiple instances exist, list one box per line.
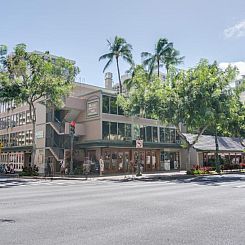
left=30, top=102, right=36, bottom=168
left=215, top=127, right=220, bottom=173
left=116, top=57, right=122, bottom=94
left=157, top=59, right=160, bottom=78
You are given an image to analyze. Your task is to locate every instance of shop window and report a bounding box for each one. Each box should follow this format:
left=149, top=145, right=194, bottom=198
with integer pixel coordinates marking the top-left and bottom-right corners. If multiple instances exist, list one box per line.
left=102, top=95, right=110, bottom=113
left=111, top=151, right=118, bottom=170
left=153, top=127, right=158, bottom=142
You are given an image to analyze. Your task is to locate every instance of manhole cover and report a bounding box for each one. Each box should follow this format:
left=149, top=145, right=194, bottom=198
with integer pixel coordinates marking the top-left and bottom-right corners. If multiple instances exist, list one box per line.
left=0, top=219, right=15, bottom=223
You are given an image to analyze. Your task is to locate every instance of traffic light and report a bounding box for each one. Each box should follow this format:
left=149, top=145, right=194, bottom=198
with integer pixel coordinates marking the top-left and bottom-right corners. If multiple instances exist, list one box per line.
left=69, top=121, right=76, bottom=135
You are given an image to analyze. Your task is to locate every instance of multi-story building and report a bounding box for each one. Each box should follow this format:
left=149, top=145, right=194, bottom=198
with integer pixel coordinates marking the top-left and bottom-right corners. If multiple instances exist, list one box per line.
left=0, top=72, right=184, bottom=174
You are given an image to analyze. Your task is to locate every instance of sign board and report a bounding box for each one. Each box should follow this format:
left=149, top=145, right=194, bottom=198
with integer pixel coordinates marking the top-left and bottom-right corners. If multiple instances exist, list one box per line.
left=136, top=140, right=143, bottom=148
left=35, top=131, right=44, bottom=139
left=87, top=99, right=99, bottom=117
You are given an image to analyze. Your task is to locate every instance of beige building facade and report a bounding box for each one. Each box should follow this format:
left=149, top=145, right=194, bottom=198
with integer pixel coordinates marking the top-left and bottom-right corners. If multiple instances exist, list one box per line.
left=0, top=74, right=185, bottom=174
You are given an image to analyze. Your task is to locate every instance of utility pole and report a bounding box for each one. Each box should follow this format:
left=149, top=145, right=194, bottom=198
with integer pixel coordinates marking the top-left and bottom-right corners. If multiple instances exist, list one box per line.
left=69, top=121, right=76, bottom=175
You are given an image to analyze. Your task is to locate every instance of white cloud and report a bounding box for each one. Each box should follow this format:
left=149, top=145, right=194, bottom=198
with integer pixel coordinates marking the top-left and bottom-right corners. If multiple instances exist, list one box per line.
left=219, top=61, right=245, bottom=79
left=224, top=20, right=245, bottom=39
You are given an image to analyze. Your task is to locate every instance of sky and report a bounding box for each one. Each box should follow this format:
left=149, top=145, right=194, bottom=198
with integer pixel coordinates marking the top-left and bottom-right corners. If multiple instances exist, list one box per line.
left=1, top=0, right=245, bottom=87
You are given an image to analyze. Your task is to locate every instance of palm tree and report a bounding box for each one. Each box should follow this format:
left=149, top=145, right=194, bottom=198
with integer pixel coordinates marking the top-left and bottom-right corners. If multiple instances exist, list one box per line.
left=141, top=38, right=173, bottom=78
left=99, top=36, right=134, bottom=94
left=163, top=48, right=184, bottom=74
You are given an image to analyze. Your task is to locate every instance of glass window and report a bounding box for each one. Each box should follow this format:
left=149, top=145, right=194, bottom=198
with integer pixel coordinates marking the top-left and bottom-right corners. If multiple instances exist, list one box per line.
left=140, top=126, right=146, bottom=141
left=160, top=127, right=165, bottom=142
left=118, top=123, right=125, bottom=140
left=118, top=104, right=124, bottom=115
left=125, top=124, right=131, bottom=139
left=165, top=128, right=170, bottom=143
left=102, top=121, right=110, bottom=140
left=110, top=97, right=117, bottom=114
left=146, top=126, right=152, bottom=142
left=153, top=127, right=158, bottom=142
left=102, top=95, right=110, bottom=113
left=110, top=122, right=117, bottom=140
left=170, top=129, right=176, bottom=143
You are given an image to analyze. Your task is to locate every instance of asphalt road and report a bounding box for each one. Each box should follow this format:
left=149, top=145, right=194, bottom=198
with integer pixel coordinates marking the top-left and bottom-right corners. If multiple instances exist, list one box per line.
left=1, top=174, right=245, bottom=245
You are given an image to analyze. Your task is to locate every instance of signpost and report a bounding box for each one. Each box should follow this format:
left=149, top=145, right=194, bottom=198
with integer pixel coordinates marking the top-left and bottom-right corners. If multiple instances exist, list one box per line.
left=136, top=140, right=143, bottom=148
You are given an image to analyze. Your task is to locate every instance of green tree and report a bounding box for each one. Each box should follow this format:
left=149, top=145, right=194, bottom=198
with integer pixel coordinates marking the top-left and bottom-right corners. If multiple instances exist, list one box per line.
left=141, top=38, right=172, bottom=78
left=119, top=60, right=239, bottom=171
left=99, top=36, right=134, bottom=94
left=163, top=48, right=184, bottom=74
left=0, top=44, right=79, bottom=166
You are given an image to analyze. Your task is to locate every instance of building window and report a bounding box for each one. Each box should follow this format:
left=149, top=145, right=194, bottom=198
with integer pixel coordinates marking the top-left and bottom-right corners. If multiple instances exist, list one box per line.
left=146, top=126, right=152, bottom=142
left=118, top=123, right=125, bottom=140
left=160, top=127, right=165, bottom=142
left=110, top=122, right=117, bottom=140
left=125, top=124, right=131, bottom=139
left=102, top=95, right=110, bottom=114
left=102, top=121, right=110, bottom=140
left=153, top=127, right=158, bottom=142
left=140, top=126, right=146, bottom=141
left=110, top=97, right=117, bottom=114
left=165, top=128, right=170, bottom=143
left=170, top=129, right=176, bottom=143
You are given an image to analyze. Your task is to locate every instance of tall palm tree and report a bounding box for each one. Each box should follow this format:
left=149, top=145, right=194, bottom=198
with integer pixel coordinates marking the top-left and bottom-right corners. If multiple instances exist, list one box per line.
left=163, top=48, right=184, bottom=74
left=141, top=38, right=173, bottom=78
left=99, top=36, right=134, bottom=94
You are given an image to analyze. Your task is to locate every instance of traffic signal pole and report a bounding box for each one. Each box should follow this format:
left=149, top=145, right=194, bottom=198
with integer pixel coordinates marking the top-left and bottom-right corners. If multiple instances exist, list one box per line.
left=70, top=133, right=74, bottom=175
left=69, top=121, right=76, bottom=175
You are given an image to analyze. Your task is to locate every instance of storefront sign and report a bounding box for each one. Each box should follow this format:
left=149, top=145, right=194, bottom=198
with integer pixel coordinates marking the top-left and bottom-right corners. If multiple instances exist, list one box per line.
left=87, top=99, right=99, bottom=117
left=35, top=131, right=44, bottom=139
left=136, top=140, right=143, bottom=148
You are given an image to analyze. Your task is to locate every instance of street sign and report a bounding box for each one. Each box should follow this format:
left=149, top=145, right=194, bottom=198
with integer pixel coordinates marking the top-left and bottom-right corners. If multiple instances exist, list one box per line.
left=136, top=140, right=143, bottom=148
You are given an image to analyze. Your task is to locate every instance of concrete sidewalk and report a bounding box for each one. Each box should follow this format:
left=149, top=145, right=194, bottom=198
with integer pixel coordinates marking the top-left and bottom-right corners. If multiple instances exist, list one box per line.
left=1, top=170, right=187, bottom=181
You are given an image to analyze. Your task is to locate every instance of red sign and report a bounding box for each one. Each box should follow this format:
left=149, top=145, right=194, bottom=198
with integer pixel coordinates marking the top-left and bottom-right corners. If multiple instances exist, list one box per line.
left=136, top=140, right=143, bottom=148
left=70, top=121, right=76, bottom=127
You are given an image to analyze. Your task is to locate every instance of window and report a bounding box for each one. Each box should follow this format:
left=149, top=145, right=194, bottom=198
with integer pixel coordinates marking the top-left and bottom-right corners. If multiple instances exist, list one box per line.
left=102, top=121, right=110, bottom=140
left=110, top=97, right=117, bottom=114
left=146, top=126, right=152, bottom=142
left=118, top=123, right=125, bottom=140
left=140, top=126, right=146, bottom=141
left=110, top=122, right=117, bottom=140
left=102, top=95, right=110, bottom=113
left=118, top=104, right=124, bottom=115
left=153, top=127, right=158, bottom=142
left=125, top=124, right=132, bottom=139
left=160, top=127, right=165, bottom=142
left=165, top=128, right=170, bottom=143
left=170, top=129, right=176, bottom=143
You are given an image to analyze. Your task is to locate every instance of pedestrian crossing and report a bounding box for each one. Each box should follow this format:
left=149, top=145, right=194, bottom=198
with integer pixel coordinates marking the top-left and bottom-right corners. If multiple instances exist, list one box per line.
left=1, top=177, right=245, bottom=189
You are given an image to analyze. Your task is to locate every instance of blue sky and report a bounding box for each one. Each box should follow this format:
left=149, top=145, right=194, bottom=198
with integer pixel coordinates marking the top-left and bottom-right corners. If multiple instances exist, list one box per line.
left=1, top=0, right=245, bottom=86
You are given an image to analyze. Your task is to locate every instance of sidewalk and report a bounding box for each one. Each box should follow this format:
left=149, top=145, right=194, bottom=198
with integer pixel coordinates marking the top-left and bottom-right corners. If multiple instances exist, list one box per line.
left=0, top=170, right=187, bottom=181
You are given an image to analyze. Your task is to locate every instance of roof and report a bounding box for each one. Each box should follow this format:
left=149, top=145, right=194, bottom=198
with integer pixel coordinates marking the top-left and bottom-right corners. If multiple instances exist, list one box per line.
left=184, top=133, right=245, bottom=152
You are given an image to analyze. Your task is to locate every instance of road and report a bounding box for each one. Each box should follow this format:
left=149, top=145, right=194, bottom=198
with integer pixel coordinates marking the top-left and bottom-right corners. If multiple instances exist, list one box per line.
left=1, top=174, right=245, bottom=245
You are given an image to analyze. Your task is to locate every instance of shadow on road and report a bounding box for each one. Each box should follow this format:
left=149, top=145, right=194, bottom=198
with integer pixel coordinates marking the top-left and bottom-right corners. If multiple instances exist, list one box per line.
left=99, top=173, right=245, bottom=187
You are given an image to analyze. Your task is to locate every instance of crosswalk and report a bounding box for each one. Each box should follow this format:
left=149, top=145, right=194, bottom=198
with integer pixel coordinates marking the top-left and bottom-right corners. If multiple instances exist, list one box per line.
left=1, top=176, right=245, bottom=189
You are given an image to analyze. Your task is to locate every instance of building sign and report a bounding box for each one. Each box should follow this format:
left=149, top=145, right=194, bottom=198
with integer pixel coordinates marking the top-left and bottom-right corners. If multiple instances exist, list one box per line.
left=87, top=99, right=99, bottom=117
left=136, top=140, right=143, bottom=148
left=35, top=131, right=44, bottom=139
